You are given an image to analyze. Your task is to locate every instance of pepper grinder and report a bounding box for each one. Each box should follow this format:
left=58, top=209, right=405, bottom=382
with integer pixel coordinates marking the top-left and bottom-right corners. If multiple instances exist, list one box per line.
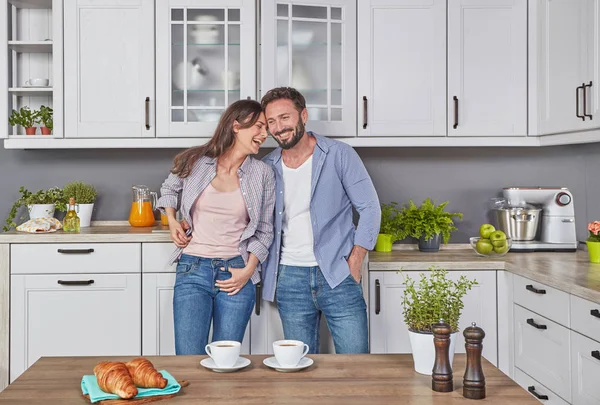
left=463, top=322, right=486, bottom=399
left=432, top=319, right=453, bottom=392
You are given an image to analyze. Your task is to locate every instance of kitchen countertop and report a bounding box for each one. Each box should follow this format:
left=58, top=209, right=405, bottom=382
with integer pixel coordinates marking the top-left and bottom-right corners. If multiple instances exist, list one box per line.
left=0, top=354, right=537, bottom=404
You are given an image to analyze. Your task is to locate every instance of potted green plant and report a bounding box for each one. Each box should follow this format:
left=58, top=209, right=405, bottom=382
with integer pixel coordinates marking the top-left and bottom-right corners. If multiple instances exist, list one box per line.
left=376, top=202, right=403, bottom=252
left=3, top=186, right=68, bottom=232
left=400, top=267, right=478, bottom=375
left=63, top=181, right=98, bottom=227
left=37, top=105, right=53, bottom=135
left=396, top=198, right=463, bottom=252
left=8, top=106, right=38, bottom=135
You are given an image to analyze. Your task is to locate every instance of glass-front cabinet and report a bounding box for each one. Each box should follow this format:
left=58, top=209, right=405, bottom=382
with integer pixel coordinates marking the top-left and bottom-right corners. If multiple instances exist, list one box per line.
left=261, top=0, right=356, bottom=137
left=156, top=0, right=256, bottom=137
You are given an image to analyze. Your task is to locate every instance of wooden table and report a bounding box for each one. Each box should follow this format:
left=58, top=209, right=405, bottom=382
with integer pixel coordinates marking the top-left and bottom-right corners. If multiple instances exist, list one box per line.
left=0, top=354, right=538, bottom=404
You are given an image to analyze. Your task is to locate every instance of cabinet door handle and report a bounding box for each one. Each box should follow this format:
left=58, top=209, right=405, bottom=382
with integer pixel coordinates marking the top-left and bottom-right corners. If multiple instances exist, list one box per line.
left=57, top=248, right=94, bottom=254
left=57, top=280, right=94, bottom=286
left=528, top=386, right=549, bottom=400
left=591, top=309, right=600, bottom=318
left=592, top=350, right=600, bottom=361
left=255, top=283, right=261, bottom=316
left=584, top=81, right=593, bottom=120
left=577, top=84, right=586, bottom=121
left=525, top=284, right=546, bottom=294
left=375, top=279, right=380, bottom=315
left=526, top=318, right=547, bottom=330
left=453, top=96, right=458, bottom=129
left=145, top=97, right=150, bottom=130
left=362, top=96, right=368, bottom=129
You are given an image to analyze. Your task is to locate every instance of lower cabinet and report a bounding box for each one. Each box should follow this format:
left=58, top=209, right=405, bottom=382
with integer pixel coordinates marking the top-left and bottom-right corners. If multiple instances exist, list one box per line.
left=368, top=270, right=498, bottom=366
left=10, top=273, right=142, bottom=383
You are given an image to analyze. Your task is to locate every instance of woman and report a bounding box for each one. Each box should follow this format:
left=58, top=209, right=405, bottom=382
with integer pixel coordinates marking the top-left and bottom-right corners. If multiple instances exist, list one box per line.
left=156, top=99, right=275, bottom=355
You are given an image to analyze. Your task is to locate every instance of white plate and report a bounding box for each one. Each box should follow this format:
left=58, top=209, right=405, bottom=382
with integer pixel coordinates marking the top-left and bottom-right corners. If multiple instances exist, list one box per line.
left=263, top=356, right=314, bottom=372
left=22, top=85, right=50, bottom=88
left=200, top=356, right=250, bottom=373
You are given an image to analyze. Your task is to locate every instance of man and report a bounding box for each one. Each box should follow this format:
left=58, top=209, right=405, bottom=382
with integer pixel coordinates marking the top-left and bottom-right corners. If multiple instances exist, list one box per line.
left=260, top=87, right=381, bottom=354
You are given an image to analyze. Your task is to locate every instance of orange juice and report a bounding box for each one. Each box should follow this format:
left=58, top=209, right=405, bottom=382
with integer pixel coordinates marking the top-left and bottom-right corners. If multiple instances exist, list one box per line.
left=161, top=213, right=169, bottom=226
left=129, top=201, right=156, bottom=227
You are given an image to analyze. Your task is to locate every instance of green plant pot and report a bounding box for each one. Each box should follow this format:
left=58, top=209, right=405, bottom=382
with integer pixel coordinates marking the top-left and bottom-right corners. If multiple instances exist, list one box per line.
left=587, top=241, right=600, bottom=263
left=375, top=233, right=393, bottom=252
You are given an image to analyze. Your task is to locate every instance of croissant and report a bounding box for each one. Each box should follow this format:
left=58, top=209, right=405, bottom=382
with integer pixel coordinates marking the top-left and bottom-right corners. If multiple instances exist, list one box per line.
left=125, top=358, right=168, bottom=389
left=93, top=361, right=138, bottom=399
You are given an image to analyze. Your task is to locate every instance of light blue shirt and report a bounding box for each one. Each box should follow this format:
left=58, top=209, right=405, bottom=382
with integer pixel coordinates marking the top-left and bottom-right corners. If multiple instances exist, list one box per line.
left=261, top=132, right=381, bottom=302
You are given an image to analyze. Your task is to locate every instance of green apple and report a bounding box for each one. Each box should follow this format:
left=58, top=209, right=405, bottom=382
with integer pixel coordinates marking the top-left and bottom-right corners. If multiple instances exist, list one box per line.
left=479, top=224, right=496, bottom=239
left=476, top=238, right=494, bottom=255
left=489, top=230, right=507, bottom=247
left=493, top=242, right=510, bottom=254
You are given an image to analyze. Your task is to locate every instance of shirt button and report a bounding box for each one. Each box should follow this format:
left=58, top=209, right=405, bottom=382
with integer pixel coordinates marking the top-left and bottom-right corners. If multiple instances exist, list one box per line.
left=243, top=192, right=246, bottom=195
left=278, top=212, right=282, bottom=215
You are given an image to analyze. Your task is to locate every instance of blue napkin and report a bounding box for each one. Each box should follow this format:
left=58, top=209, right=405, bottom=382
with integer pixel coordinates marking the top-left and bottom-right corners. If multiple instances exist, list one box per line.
left=81, top=370, right=180, bottom=403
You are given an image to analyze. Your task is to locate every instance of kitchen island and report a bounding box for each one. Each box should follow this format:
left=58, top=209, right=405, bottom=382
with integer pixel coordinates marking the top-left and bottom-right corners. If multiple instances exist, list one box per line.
left=0, top=354, right=538, bottom=404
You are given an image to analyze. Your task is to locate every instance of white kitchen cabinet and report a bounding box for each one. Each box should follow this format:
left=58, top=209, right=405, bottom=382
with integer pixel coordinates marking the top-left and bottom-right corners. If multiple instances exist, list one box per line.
left=261, top=0, right=356, bottom=137
left=529, top=0, right=600, bottom=136
left=63, top=0, right=155, bottom=138
left=368, top=270, right=498, bottom=366
left=357, top=0, right=446, bottom=137
left=10, top=273, right=142, bottom=383
left=571, top=330, right=600, bottom=405
left=155, top=0, right=256, bottom=137
left=448, top=0, right=527, bottom=136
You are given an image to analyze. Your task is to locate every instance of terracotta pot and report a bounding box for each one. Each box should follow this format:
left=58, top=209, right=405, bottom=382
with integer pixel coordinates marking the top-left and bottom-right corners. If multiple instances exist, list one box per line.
left=25, top=127, right=36, bottom=135
left=40, top=127, right=51, bottom=135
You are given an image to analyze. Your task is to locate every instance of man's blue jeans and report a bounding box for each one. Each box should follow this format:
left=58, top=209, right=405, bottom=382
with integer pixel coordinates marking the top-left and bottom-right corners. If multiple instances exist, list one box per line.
left=173, top=254, right=255, bottom=355
left=275, top=265, right=368, bottom=354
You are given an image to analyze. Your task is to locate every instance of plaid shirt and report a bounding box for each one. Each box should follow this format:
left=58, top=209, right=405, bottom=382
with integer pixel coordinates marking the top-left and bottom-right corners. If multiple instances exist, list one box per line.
left=156, top=155, right=276, bottom=285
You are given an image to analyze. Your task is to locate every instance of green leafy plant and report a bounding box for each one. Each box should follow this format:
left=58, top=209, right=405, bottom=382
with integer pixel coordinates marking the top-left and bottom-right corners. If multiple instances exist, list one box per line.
left=63, top=181, right=97, bottom=204
left=396, top=198, right=463, bottom=244
left=380, top=201, right=403, bottom=241
left=37, top=105, right=53, bottom=131
left=399, top=266, right=478, bottom=333
left=8, top=106, right=38, bottom=128
left=3, top=186, right=68, bottom=232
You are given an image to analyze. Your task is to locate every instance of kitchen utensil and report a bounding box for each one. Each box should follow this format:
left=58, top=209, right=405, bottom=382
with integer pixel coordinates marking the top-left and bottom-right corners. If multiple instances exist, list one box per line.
left=25, top=78, right=49, bottom=87
left=129, top=185, right=157, bottom=227
left=172, top=58, right=208, bottom=90
left=493, top=205, right=541, bottom=241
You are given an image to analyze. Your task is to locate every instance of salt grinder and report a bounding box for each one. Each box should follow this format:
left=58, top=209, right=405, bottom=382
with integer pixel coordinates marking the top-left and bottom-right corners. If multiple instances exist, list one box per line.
left=432, top=320, right=453, bottom=392
left=463, top=322, right=486, bottom=399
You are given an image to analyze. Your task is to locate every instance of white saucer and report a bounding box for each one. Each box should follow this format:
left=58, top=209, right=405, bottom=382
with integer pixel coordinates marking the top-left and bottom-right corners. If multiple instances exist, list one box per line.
left=263, top=356, right=313, bottom=372
left=200, top=356, right=251, bottom=372
left=23, top=85, right=50, bottom=88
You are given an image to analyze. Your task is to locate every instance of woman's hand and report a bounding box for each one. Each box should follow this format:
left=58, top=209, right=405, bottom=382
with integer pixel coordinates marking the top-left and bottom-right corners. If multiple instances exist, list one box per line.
left=216, top=266, right=254, bottom=296
left=169, top=217, right=191, bottom=248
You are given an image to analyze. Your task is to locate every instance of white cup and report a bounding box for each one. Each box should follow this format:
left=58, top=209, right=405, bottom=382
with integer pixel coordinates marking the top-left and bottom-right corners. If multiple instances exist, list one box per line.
left=205, top=340, right=241, bottom=368
left=25, top=78, right=49, bottom=87
left=272, top=340, right=309, bottom=367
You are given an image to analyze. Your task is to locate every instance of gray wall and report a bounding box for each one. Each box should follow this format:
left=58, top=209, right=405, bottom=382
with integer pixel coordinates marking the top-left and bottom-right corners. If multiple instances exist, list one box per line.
left=0, top=140, right=596, bottom=243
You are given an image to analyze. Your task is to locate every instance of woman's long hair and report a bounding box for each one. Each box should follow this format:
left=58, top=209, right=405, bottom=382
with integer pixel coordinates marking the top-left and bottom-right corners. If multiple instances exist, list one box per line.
left=171, top=99, right=263, bottom=178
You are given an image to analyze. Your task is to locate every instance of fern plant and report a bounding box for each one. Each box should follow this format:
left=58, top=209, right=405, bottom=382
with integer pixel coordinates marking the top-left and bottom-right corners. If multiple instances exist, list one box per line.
left=396, top=198, right=463, bottom=244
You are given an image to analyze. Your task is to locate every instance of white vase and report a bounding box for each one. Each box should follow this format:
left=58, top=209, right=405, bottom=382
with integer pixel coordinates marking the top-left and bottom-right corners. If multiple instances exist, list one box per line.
left=77, top=203, right=94, bottom=228
left=27, top=204, right=55, bottom=219
left=408, top=330, right=457, bottom=375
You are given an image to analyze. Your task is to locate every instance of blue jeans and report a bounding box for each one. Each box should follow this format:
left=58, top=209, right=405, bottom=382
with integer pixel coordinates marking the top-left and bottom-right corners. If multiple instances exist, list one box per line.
left=173, top=254, right=255, bottom=355
left=275, top=265, right=368, bottom=354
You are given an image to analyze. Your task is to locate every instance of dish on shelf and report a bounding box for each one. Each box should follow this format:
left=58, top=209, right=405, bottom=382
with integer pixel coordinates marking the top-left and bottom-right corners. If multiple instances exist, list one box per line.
left=22, top=85, right=51, bottom=88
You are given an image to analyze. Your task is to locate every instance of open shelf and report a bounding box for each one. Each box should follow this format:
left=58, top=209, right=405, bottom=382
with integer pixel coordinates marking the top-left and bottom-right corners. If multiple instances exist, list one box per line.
left=9, top=87, right=53, bottom=96
left=8, top=0, right=51, bottom=9
left=8, top=41, right=52, bottom=53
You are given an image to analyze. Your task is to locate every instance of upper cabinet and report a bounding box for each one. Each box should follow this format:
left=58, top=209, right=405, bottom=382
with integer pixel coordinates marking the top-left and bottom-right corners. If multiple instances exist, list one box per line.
left=448, top=0, right=527, bottom=137
left=261, top=0, right=357, bottom=137
left=155, top=0, right=256, bottom=137
left=63, top=0, right=155, bottom=138
left=357, top=0, right=446, bottom=137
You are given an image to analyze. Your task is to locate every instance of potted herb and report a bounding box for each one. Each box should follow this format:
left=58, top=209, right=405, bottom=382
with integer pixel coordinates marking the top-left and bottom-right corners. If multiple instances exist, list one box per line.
left=8, top=106, right=38, bottom=135
left=376, top=202, right=402, bottom=252
left=37, top=105, right=53, bottom=135
left=400, top=267, right=477, bottom=374
left=4, top=186, right=68, bottom=232
left=63, top=181, right=98, bottom=227
left=396, top=198, right=463, bottom=252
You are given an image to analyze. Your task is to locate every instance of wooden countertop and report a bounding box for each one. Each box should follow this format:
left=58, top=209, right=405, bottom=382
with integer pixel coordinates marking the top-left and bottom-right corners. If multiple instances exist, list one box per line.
left=0, top=354, right=538, bottom=404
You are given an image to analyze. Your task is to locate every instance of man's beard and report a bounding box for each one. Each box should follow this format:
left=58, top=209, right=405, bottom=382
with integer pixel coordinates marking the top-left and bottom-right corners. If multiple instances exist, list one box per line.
left=269, top=119, right=305, bottom=150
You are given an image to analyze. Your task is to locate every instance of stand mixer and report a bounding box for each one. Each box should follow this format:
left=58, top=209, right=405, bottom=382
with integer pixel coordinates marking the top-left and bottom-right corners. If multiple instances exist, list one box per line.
left=492, top=187, right=577, bottom=252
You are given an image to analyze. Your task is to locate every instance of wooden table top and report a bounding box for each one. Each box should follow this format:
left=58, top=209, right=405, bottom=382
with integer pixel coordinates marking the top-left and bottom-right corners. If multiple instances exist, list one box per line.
left=0, top=354, right=538, bottom=404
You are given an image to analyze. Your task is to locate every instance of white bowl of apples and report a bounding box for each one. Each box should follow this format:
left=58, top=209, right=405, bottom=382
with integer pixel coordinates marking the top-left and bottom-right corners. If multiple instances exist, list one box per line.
left=470, top=224, right=512, bottom=257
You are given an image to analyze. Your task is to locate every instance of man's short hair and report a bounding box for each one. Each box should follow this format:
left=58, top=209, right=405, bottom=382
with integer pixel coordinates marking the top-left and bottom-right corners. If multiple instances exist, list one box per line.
left=261, top=87, right=306, bottom=113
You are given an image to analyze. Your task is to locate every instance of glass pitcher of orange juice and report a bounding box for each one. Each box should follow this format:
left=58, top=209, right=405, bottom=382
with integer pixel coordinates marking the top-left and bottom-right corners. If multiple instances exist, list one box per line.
left=129, top=185, right=158, bottom=227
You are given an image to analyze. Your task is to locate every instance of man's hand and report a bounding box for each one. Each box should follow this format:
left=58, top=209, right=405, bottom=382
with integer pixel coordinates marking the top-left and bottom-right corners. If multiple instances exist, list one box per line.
left=347, top=245, right=368, bottom=283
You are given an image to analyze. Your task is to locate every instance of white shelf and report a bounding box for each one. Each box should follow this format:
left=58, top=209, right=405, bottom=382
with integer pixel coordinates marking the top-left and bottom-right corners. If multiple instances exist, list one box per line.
left=8, top=41, right=52, bottom=53
left=8, top=0, right=52, bottom=9
left=8, top=87, right=53, bottom=96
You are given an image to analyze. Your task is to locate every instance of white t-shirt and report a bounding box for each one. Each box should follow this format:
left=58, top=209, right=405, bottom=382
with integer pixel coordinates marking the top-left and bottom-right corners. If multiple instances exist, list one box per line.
left=280, top=155, right=318, bottom=266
